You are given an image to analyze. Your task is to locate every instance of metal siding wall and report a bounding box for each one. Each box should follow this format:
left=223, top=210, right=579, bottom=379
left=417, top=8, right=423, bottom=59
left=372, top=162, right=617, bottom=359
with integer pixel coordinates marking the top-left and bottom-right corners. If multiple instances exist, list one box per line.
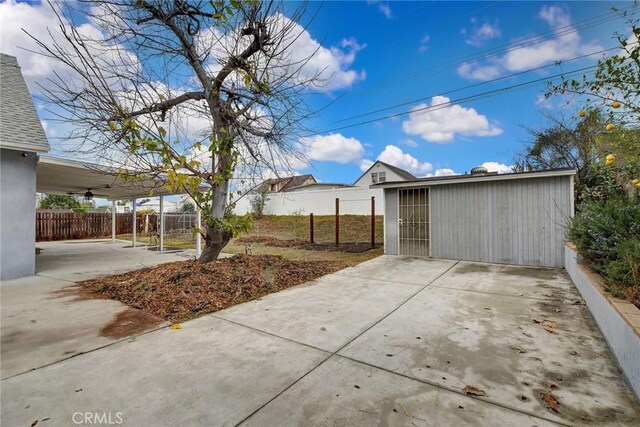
left=384, top=189, right=399, bottom=255
left=430, top=176, right=572, bottom=267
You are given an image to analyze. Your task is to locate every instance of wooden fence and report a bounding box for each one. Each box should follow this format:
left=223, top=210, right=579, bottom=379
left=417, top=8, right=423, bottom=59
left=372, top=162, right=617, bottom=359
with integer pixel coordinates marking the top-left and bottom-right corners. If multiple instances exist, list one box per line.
left=36, top=212, right=158, bottom=242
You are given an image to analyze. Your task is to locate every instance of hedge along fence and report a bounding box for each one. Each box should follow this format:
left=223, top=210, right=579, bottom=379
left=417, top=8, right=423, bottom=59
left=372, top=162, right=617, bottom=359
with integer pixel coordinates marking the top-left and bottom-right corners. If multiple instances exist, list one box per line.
left=36, top=211, right=159, bottom=242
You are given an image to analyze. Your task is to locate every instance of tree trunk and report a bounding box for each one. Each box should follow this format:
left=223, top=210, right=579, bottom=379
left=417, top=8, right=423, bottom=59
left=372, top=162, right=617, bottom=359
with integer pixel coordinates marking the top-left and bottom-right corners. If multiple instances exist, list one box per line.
left=199, top=222, right=232, bottom=263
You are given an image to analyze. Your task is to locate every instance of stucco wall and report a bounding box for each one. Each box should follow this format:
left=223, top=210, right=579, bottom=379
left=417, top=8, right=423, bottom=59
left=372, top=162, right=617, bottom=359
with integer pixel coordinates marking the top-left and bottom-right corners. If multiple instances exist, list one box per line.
left=234, top=187, right=384, bottom=216
left=1, top=148, right=37, bottom=280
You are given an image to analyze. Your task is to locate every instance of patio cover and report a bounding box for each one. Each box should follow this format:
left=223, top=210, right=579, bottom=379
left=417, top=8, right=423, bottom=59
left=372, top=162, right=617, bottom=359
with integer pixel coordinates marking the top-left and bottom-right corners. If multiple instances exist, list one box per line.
left=36, top=155, right=203, bottom=254
left=36, top=155, right=194, bottom=200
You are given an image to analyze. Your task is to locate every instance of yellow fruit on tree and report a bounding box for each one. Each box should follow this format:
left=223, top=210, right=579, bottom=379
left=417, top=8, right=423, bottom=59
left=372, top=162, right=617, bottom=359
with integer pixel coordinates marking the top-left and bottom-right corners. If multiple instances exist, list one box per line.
left=605, top=154, right=616, bottom=166
left=612, top=101, right=621, bottom=109
left=633, top=178, right=640, bottom=185
left=606, top=123, right=616, bottom=131
left=579, top=110, right=587, bottom=117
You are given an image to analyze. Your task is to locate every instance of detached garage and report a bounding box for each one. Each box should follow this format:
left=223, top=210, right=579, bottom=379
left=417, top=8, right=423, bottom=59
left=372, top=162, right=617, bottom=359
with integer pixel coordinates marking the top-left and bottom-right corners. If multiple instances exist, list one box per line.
left=375, top=168, right=576, bottom=268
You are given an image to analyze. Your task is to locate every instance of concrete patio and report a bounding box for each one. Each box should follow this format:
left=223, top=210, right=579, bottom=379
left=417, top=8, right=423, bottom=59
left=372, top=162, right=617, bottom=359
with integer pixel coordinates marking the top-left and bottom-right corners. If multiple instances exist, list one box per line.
left=1, top=240, right=193, bottom=379
left=2, top=253, right=639, bottom=426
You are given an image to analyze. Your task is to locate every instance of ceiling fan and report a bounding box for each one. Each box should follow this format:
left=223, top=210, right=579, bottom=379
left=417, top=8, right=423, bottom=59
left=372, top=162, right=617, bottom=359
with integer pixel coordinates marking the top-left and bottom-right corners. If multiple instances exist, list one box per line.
left=65, top=185, right=111, bottom=201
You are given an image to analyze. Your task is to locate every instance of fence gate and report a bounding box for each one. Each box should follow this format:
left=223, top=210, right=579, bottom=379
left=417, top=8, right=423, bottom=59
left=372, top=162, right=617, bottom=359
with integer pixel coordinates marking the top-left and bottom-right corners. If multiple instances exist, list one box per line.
left=398, top=188, right=429, bottom=256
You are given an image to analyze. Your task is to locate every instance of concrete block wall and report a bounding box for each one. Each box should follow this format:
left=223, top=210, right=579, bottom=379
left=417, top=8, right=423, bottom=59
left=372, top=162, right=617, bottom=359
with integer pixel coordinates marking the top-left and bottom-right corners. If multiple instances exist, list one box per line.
left=234, top=187, right=384, bottom=216
left=565, top=244, right=640, bottom=401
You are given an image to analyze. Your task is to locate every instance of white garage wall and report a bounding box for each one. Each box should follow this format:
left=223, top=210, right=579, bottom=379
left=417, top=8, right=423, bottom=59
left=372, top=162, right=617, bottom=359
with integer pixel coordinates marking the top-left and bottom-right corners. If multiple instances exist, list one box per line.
left=429, top=175, right=573, bottom=267
left=234, top=187, right=384, bottom=216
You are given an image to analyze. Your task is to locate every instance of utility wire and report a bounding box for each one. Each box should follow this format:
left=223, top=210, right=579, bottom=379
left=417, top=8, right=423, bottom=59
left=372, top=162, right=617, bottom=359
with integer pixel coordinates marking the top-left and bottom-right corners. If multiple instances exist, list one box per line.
left=340, top=5, right=631, bottom=96
left=335, top=43, right=635, bottom=124
left=305, top=64, right=598, bottom=137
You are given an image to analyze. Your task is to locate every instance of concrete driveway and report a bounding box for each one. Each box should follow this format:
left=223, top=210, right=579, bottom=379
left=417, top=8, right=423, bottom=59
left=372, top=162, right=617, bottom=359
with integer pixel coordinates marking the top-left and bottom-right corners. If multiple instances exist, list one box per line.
left=2, top=256, right=639, bottom=426
left=1, top=240, right=193, bottom=379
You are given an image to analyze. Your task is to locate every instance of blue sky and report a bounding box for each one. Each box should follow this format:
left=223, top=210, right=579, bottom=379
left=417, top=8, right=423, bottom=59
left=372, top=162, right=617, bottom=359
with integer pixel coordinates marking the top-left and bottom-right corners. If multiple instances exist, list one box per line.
left=0, top=0, right=634, bottom=189
left=292, top=0, right=630, bottom=183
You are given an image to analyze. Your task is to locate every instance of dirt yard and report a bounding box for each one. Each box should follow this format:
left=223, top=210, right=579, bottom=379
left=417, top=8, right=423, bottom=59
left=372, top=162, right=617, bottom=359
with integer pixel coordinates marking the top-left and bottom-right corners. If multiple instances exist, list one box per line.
left=117, top=214, right=385, bottom=267
left=80, top=255, right=343, bottom=323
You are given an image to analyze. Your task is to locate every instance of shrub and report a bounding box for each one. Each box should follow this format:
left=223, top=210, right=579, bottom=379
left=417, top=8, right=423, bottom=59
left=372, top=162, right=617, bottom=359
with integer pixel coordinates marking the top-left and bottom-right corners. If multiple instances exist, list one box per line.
left=569, top=196, right=640, bottom=268
left=603, top=239, right=640, bottom=299
left=569, top=159, right=640, bottom=306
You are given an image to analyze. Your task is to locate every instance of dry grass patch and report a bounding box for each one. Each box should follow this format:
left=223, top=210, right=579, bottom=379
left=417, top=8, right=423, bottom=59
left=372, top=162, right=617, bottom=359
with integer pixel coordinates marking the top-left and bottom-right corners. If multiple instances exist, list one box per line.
left=80, top=255, right=341, bottom=323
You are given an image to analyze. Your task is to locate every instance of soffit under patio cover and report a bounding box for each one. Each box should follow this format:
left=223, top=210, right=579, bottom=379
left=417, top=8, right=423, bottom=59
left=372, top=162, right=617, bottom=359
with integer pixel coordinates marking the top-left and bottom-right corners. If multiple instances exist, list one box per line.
left=36, top=155, right=199, bottom=200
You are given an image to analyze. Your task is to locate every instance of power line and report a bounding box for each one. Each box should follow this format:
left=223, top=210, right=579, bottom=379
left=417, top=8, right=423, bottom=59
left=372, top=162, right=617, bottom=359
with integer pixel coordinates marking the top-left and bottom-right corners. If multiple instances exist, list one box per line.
left=305, top=64, right=598, bottom=137
left=338, top=5, right=631, bottom=97
left=335, top=43, right=632, bottom=124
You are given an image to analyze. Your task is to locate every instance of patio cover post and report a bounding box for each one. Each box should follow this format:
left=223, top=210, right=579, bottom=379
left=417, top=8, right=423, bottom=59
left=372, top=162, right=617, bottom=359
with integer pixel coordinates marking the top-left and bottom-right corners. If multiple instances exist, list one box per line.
left=159, top=195, right=164, bottom=253
left=132, top=198, right=137, bottom=248
left=111, top=200, right=116, bottom=242
left=196, top=206, right=202, bottom=257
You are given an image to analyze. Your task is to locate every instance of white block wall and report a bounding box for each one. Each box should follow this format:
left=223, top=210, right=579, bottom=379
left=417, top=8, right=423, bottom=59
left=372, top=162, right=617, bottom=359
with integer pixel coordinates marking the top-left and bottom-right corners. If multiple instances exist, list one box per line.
left=234, top=187, right=384, bottom=216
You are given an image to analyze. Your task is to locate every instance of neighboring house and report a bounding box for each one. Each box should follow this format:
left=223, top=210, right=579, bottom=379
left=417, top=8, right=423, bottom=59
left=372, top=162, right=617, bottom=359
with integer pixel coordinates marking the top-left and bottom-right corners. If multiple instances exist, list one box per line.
left=0, top=54, right=50, bottom=280
left=138, top=199, right=177, bottom=213
left=233, top=162, right=418, bottom=215
left=285, top=182, right=354, bottom=192
left=263, top=174, right=316, bottom=192
left=353, top=161, right=417, bottom=187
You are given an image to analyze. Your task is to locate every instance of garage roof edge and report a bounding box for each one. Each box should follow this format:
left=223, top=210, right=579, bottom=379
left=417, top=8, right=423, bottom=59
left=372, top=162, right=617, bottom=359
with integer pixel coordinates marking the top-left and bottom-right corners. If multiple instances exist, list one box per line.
left=370, top=168, right=576, bottom=189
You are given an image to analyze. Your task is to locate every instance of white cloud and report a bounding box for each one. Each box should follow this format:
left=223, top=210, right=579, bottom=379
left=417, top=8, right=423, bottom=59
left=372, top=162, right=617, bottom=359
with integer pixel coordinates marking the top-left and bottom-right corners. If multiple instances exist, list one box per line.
left=464, top=20, right=501, bottom=47
left=0, top=0, right=138, bottom=93
left=299, top=133, right=364, bottom=164
left=400, top=139, right=419, bottom=148
left=360, top=159, right=374, bottom=172
left=435, top=168, right=456, bottom=176
left=370, top=145, right=433, bottom=177
left=481, top=161, right=513, bottom=174
left=419, top=34, right=430, bottom=52
left=457, top=62, right=503, bottom=80
left=199, top=14, right=366, bottom=93
left=457, top=6, right=603, bottom=81
left=402, top=96, right=503, bottom=143
left=367, top=1, right=392, bottom=19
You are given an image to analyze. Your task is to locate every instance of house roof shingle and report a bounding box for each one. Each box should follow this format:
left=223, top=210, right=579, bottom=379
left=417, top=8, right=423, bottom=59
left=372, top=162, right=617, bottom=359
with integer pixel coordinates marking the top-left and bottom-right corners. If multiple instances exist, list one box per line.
left=263, top=174, right=316, bottom=192
left=0, top=53, right=50, bottom=153
left=376, top=161, right=416, bottom=181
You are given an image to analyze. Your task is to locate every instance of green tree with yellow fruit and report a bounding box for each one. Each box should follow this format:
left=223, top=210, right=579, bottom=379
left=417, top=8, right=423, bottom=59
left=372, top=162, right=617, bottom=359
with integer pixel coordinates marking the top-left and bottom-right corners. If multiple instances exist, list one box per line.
left=550, top=4, right=639, bottom=128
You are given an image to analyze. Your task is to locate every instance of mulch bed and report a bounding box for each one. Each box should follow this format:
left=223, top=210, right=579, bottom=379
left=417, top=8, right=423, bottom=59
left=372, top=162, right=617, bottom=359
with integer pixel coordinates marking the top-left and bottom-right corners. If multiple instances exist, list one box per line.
left=79, top=255, right=338, bottom=323
left=236, top=235, right=383, bottom=253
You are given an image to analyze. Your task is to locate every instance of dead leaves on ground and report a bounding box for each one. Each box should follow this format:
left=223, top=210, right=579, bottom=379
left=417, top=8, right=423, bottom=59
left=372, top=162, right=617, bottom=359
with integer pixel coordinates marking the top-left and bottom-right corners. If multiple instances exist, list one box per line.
left=541, top=390, right=561, bottom=413
left=462, top=385, right=487, bottom=397
left=533, top=318, right=556, bottom=333
left=79, top=255, right=338, bottom=323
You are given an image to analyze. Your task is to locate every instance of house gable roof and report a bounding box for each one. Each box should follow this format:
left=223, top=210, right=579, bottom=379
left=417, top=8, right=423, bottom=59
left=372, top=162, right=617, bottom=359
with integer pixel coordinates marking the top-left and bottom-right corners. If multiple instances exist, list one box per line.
left=353, top=160, right=416, bottom=185
left=263, top=174, right=316, bottom=191
left=0, top=54, right=50, bottom=153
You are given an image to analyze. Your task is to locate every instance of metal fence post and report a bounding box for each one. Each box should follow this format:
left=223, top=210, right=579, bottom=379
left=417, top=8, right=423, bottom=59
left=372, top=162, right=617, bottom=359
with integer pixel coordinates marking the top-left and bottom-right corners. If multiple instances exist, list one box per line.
left=309, top=213, right=314, bottom=244
left=335, top=198, right=340, bottom=247
left=371, top=196, right=375, bottom=249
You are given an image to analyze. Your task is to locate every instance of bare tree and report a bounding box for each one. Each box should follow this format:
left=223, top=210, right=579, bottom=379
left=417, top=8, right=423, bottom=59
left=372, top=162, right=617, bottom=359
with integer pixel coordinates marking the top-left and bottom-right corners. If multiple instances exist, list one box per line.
left=515, top=110, right=607, bottom=201
left=27, top=0, right=324, bottom=261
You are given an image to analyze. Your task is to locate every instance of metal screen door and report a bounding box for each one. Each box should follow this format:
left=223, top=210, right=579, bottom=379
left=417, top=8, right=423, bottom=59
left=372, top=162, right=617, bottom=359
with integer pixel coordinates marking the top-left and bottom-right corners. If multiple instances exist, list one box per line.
left=399, top=188, right=429, bottom=256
